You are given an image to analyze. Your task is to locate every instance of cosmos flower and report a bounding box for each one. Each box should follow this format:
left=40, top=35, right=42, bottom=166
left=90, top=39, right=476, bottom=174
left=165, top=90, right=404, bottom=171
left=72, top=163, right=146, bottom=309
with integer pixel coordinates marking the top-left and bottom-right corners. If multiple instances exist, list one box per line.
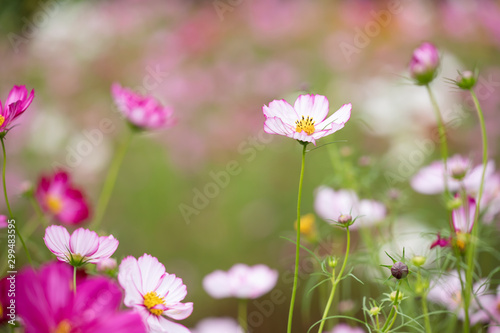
left=475, top=286, right=500, bottom=333
left=203, top=263, right=278, bottom=299
left=452, top=196, right=476, bottom=234
left=118, top=254, right=193, bottom=333
left=427, top=271, right=489, bottom=324
left=410, top=155, right=494, bottom=195
left=430, top=233, right=451, bottom=249
left=0, top=85, right=34, bottom=134
left=43, top=225, right=118, bottom=266
left=111, top=83, right=175, bottom=130
left=263, top=94, right=351, bottom=145
left=409, top=42, right=440, bottom=85
left=192, top=317, right=243, bottom=333
left=14, top=261, right=146, bottom=333
left=36, top=170, right=91, bottom=225
left=314, top=186, right=386, bottom=229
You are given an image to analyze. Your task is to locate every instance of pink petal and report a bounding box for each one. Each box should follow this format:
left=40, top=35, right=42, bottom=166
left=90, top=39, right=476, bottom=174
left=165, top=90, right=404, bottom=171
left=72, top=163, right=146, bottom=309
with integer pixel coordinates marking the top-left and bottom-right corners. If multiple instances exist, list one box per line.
left=137, top=254, right=166, bottom=292
left=262, top=99, right=297, bottom=125
left=87, top=235, right=119, bottom=263
left=164, top=302, right=193, bottom=320
left=264, top=116, right=294, bottom=136
left=293, top=94, right=329, bottom=122
left=316, top=103, right=352, bottom=130
left=69, top=228, right=99, bottom=257
left=158, top=274, right=187, bottom=304
left=43, top=225, right=71, bottom=262
left=203, top=270, right=231, bottom=299
left=154, top=316, right=191, bottom=333
left=118, top=256, right=144, bottom=306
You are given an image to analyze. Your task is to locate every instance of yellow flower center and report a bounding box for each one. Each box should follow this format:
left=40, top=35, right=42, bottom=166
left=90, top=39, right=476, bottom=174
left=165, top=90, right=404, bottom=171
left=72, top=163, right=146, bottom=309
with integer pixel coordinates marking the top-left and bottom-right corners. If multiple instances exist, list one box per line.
left=46, top=194, right=63, bottom=214
left=295, top=213, right=316, bottom=237
left=456, top=232, right=468, bottom=251
left=0, top=115, right=5, bottom=127
left=53, top=320, right=72, bottom=333
left=295, top=116, right=315, bottom=135
left=144, top=291, right=166, bottom=316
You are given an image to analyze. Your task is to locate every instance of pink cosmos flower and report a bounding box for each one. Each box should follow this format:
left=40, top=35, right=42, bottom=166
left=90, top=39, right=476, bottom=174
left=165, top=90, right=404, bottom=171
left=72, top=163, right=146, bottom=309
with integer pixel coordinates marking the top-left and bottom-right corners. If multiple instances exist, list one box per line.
left=44, top=225, right=118, bottom=266
left=192, top=317, right=243, bottom=333
left=118, top=254, right=193, bottom=333
left=314, top=186, right=386, bottom=229
left=36, top=170, right=91, bottom=225
left=0, top=85, right=34, bottom=133
left=15, top=261, right=146, bottom=333
left=409, top=42, right=440, bottom=85
left=111, top=83, right=175, bottom=130
left=263, top=94, right=351, bottom=145
left=427, top=271, right=489, bottom=324
left=410, top=155, right=494, bottom=195
left=476, top=286, right=500, bottom=332
left=203, top=263, right=278, bottom=299
left=327, top=323, right=365, bottom=333
left=453, top=196, right=477, bottom=234
left=0, top=215, right=7, bottom=228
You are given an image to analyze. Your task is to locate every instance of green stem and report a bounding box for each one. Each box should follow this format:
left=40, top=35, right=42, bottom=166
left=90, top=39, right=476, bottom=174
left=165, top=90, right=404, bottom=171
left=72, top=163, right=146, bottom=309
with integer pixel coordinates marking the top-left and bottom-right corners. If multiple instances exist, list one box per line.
left=29, top=194, right=49, bottom=227
left=73, top=266, right=77, bottom=295
left=381, top=281, right=401, bottom=332
left=463, top=90, right=489, bottom=333
left=317, top=227, right=351, bottom=333
left=422, top=294, right=432, bottom=333
left=91, top=130, right=133, bottom=230
left=425, top=84, right=450, bottom=198
left=1, top=137, right=32, bottom=265
left=287, top=143, right=307, bottom=333
left=238, top=298, right=248, bottom=333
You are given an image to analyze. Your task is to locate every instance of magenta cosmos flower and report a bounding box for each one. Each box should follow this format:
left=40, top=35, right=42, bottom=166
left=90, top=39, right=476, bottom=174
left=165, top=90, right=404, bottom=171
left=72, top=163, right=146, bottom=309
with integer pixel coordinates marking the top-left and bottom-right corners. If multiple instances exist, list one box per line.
left=15, top=261, right=146, bottom=333
left=203, top=263, right=278, bottom=299
left=112, top=83, right=175, bottom=130
left=36, top=170, right=91, bottom=225
left=453, top=196, right=476, bottom=234
left=118, top=254, right=193, bottom=333
left=409, top=42, right=440, bottom=85
left=263, top=94, right=351, bottom=145
left=0, top=85, right=34, bottom=134
left=314, top=186, right=386, bottom=229
left=44, top=225, right=118, bottom=266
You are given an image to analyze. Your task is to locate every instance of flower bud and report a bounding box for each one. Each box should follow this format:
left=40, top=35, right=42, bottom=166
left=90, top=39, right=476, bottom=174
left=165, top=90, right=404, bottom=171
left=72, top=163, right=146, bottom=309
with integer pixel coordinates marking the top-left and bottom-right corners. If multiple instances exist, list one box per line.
left=411, top=256, right=426, bottom=267
left=338, top=214, right=352, bottom=225
left=390, top=291, right=404, bottom=302
left=455, top=70, right=477, bottom=90
left=369, top=306, right=380, bottom=316
left=328, top=256, right=338, bottom=268
left=409, top=42, right=439, bottom=85
left=391, top=262, right=409, bottom=280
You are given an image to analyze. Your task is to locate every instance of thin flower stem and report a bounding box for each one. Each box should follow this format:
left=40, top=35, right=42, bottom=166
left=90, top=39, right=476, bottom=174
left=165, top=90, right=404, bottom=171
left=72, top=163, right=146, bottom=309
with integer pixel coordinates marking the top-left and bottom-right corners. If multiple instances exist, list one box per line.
left=317, top=227, right=351, bottom=333
left=425, top=85, right=450, bottom=199
left=1, top=137, right=32, bottom=265
left=73, top=266, right=77, bottom=295
left=91, top=130, right=133, bottom=230
left=238, top=298, right=248, bottom=333
left=287, top=143, right=307, bottom=333
left=381, top=281, right=401, bottom=332
left=463, top=90, right=489, bottom=333
left=422, top=294, right=432, bottom=333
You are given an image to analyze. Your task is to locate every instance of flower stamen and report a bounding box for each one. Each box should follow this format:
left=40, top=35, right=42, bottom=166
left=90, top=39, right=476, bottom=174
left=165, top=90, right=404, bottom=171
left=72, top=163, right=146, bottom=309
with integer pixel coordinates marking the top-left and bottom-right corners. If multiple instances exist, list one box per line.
left=144, top=291, right=166, bottom=316
left=46, top=194, right=63, bottom=214
left=0, top=116, right=5, bottom=127
left=54, top=319, right=72, bottom=333
left=295, top=116, right=315, bottom=135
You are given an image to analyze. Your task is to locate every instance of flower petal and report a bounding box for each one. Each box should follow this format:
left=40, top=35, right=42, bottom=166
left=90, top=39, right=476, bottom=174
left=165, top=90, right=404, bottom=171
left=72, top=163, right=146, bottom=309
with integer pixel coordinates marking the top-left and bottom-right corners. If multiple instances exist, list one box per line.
left=263, top=99, right=297, bottom=125
left=43, top=225, right=71, bottom=262
left=87, top=235, right=119, bottom=264
left=264, top=116, right=294, bottom=136
left=293, top=94, right=329, bottom=122
left=163, top=302, right=193, bottom=320
left=69, top=228, right=100, bottom=257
